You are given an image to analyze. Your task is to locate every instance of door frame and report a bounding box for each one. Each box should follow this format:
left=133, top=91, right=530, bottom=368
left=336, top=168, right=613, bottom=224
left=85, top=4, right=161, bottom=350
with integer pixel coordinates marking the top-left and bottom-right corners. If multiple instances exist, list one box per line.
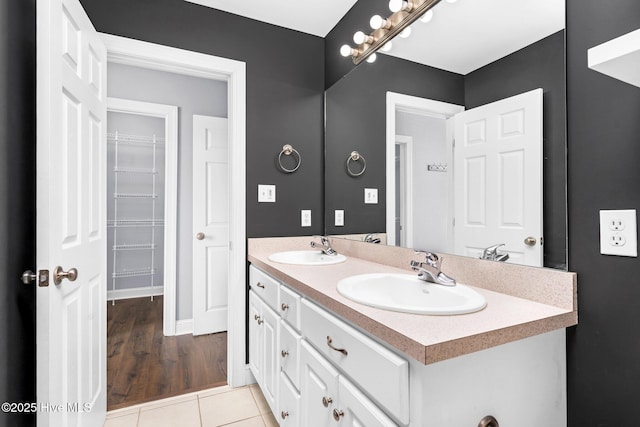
left=101, top=34, right=248, bottom=386
left=385, top=92, right=464, bottom=246
left=394, top=135, right=413, bottom=248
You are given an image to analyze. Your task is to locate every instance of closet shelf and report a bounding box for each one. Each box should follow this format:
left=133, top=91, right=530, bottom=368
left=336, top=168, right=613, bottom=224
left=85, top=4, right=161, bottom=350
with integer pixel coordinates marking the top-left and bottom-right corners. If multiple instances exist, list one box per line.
left=107, top=132, right=165, bottom=145
left=113, top=244, right=156, bottom=251
left=108, top=219, right=165, bottom=228
left=114, top=167, right=158, bottom=175
left=113, top=193, right=157, bottom=199
left=112, top=268, right=156, bottom=279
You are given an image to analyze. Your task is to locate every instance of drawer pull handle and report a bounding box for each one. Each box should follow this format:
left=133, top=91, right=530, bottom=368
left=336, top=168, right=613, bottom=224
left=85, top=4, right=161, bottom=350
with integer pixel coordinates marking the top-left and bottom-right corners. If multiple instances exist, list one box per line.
left=281, top=411, right=289, bottom=420
left=255, top=282, right=265, bottom=289
left=281, top=303, right=289, bottom=311
left=326, top=336, right=348, bottom=356
left=281, top=350, right=289, bottom=358
left=322, top=396, right=333, bottom=408
left=478, top=415, right=499, bottom=427
left=254, top=314, right=263, bottom=325
left=332, top=409, right=344, bottom=421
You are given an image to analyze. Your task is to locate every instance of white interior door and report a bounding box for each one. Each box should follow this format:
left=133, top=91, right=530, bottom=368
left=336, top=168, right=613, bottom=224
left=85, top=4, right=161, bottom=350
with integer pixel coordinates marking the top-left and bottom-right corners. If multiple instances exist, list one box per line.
left=192, top=115, right=229, bottom=335
left=36, top=0, right=107, bottom=425
left=453, top=88, right=543, bottom=267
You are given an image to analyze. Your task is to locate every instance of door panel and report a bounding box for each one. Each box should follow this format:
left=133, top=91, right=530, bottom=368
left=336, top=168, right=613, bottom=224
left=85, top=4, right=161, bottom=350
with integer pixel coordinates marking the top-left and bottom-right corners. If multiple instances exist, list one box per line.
left=37, top=0, right=107, bottom=425
left=193, top=115, right=229, bottom=335
left=454, top=88, right=543, bottom=267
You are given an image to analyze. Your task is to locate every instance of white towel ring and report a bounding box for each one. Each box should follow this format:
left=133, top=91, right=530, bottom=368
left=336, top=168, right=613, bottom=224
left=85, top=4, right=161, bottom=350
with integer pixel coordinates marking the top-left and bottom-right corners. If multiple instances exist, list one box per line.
left=278, top=144, right=301, bottom=173
left=346, top=151, right=366, bottom=177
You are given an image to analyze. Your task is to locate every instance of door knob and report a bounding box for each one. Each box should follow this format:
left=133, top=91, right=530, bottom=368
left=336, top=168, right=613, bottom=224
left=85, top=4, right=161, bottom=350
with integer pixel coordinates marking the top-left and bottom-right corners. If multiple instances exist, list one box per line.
left=21, top=269, right=49, bottom=287
left=196, top=232, right=205, bottom=240
left=524, top=236, right=537, bottom=246
left=53, top=266, right=78, bottom=285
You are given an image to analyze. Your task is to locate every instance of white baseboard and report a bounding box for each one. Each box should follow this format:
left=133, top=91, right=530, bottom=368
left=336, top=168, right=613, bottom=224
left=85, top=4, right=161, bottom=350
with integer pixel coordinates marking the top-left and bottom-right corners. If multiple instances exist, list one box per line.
left=107, top=287, right=164, bottom=301
left=175, top=319, right=193, bottom=335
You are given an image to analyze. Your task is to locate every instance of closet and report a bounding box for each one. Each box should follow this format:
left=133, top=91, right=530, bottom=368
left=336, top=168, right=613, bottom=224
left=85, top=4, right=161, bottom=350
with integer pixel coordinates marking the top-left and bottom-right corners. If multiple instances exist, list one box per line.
left=107, top=111, right=166, bottom=301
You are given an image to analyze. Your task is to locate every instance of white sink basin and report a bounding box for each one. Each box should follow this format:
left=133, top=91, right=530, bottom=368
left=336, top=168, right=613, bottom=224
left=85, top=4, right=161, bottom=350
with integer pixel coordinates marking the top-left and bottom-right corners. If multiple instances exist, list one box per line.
left=268, top=250, right=347, bottom=266
left=337, top=273, right=487, bottom=315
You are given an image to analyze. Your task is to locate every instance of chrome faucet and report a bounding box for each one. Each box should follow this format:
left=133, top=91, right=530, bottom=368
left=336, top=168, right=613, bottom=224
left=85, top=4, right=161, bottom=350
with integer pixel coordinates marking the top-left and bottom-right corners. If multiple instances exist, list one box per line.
left=410, top=251, right=456, bottom=286
left=364, top=233, right=381, bottom=244
left=480, top=244, right=509, bottom=262
left=310, top=236, right=337, bottom=256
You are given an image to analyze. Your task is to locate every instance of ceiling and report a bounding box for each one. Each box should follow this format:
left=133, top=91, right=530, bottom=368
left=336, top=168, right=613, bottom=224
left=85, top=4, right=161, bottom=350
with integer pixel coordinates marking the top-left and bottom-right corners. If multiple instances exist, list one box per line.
left=185, top=0, right=565, bottom=74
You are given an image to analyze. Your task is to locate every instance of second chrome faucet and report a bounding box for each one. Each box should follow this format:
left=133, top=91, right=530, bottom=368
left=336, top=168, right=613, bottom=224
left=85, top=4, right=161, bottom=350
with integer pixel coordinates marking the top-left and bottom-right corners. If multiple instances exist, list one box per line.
left=410, top=251, right=456, bottom=286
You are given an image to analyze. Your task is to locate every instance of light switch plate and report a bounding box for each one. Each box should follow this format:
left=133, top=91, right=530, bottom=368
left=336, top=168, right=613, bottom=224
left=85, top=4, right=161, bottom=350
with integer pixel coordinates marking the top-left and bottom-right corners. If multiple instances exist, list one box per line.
left=301, top=210, right=312, bottom=227
left=599, top=209, right=637, bottom=257
left=335, top=210, right=344, bottom=226
left=364, top=188, right=378, bottom=204
left=258, top=185, right=276, bottom=203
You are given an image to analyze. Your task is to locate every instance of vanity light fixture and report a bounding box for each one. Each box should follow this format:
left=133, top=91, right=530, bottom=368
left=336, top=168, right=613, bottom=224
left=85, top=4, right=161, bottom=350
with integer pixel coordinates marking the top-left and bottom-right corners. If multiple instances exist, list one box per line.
left=339, top=0, right=442, bottom=65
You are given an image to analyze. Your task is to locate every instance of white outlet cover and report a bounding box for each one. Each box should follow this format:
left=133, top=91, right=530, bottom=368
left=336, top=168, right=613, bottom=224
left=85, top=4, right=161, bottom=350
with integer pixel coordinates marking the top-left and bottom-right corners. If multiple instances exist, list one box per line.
left=364, top=188, right=378, bottom=204
left=600, top=209, right=637, bottom=257
left=258, top=184, right=276, bottom=203
left=301, top=210, right=312, bottom=227
left=335, top=210, right=344, bottom=226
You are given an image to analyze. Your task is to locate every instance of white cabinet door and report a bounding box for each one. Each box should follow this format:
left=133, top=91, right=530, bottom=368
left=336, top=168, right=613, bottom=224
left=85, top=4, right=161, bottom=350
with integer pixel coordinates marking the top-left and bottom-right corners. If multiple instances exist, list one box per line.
left=261, top=302, right=279, bottom=413
left=335, top=376, right=397, bottom=427
left=300, top=341, right=339, bottom=427
left=279, top=371, right=301, bottom=426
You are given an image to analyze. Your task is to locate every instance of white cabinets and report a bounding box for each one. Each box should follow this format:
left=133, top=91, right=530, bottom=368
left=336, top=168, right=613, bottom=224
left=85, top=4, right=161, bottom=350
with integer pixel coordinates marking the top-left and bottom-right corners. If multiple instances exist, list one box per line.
left=249, top=265, right=402, bottom=426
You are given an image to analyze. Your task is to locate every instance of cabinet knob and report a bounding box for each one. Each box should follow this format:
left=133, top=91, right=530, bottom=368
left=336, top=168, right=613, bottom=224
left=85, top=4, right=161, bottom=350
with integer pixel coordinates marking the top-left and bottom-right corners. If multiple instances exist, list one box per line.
left=196, top=232, right=205, bottom=240
left=281, top=350, right=289, bottom=358
left=332, top=409, right=344, bottom=421
left=478, top=415, right=499, bottom=427
left=254, top=314, right=263, bottom=325
left=322, top=396, right=333, bottom=408
left=281, top=411, right=289, bottom=420
left=281, top=303, right=289, bottom=311
left=255, top=282, right=265, bottom=289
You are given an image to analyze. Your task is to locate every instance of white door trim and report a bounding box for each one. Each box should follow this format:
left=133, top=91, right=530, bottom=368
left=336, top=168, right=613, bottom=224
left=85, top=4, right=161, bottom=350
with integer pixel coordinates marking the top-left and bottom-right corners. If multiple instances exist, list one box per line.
left=395, top=135, right=413, bottom=248
left=106, top=97, right=178, bottom=326
left=100, top=34, right=247, bottom=387
left=385, top=92, right=464, bottom=246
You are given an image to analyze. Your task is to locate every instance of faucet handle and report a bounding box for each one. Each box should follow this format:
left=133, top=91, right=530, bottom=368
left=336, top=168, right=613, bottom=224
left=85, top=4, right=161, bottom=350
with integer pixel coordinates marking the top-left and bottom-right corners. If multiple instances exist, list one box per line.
left=414, top=250, right=441, bottom=267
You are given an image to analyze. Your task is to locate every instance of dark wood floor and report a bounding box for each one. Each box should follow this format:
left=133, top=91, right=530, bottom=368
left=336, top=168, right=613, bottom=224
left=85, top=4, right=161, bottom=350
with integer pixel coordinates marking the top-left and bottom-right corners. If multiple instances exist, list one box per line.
left=107, top=296, right=227, bottom=410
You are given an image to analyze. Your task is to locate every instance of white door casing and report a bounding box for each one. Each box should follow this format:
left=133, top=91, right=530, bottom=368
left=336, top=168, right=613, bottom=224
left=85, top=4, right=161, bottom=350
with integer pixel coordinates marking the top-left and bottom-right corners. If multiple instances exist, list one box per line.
left=453, top=88, right=543, bottom=267
left=37, top=0, right=107, bottom=425
left=193, top=115, right=229, bottom=335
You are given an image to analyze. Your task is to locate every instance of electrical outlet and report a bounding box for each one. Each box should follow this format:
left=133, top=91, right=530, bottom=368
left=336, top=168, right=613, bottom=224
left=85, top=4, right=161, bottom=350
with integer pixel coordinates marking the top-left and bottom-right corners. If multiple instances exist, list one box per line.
left=600, top=209, right=637, bottom=257
left=301, top=210, right=311, bottom=227
left=335, top=210, right=344, bottom=226
left=364, top=188, right=378, bottom=204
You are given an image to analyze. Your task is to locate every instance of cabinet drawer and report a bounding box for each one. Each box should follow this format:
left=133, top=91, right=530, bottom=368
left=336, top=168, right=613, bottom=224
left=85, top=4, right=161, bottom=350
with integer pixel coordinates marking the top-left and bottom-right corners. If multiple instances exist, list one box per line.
left=279, top=321, right=301, bottom=390
left=249, top=265, right=279, bottom=311
left=279, top=285, right=301, bottom=330
left=301, top=299, right=409, bottom=424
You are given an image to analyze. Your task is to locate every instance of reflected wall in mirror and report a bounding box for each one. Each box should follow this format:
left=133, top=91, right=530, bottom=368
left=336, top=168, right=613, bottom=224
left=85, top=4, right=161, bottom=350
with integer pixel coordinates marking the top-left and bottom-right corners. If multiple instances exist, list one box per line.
left=324, top=1, right=567, bottom=270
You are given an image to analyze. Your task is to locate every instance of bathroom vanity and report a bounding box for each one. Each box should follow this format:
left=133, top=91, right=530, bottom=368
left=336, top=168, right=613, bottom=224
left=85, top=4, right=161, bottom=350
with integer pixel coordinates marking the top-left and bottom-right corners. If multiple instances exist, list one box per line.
left=247, top=237, right=577, bottom=427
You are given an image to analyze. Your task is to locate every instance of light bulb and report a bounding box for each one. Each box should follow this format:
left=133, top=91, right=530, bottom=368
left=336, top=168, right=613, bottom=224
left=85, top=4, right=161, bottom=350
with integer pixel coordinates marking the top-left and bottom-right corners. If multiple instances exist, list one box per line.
left=366, top=53, right=377, bottom=63
left=380, top=41, right=392, bottom=52
left=340, top=44, right=354, bottom=57
left=445, top=0, right=458, bottom=3
left=353, top=31, right=368, bottom=45
left=389, top=0, right=406, bottom=13
left=399, top=26, right=412, bottom=38
left=370, top=15, right=384, bottom=30
left=419, top=9, right=434, bottom=23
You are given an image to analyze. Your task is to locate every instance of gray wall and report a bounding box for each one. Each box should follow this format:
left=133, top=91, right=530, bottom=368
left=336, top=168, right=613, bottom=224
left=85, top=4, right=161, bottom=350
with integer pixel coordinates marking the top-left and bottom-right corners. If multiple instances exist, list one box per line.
left=108, top=62, right=228, bottom=320
left=82, top=0, right=325, bottom=238
left=0, top=1, right=36, bottom=426
left=566, top=1, right=640, bottom=425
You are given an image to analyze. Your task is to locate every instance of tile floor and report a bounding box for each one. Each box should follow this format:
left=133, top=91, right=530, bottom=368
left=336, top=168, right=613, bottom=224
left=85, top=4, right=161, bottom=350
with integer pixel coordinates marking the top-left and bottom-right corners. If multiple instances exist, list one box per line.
left=104, top=384, right=278, bottom=427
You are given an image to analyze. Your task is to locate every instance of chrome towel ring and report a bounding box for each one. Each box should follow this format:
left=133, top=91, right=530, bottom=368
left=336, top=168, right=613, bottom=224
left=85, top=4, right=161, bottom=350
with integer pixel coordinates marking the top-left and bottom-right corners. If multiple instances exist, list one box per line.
left=346, top=151, right=366, bottom=177
left=277, top=144, right=301, bottom=173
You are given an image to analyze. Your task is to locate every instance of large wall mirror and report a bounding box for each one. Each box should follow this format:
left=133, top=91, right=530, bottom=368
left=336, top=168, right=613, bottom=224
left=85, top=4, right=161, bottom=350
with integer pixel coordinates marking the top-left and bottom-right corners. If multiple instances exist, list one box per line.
left=324, top=0, right=567, bottom=270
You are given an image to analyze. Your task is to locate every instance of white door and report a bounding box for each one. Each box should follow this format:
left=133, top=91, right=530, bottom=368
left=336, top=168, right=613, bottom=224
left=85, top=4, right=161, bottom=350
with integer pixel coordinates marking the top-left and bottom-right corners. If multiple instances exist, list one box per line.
left=454, top=88, right=543, bottom=266
left=192, top=115, right=229, bottom=335
left=36, top=0, right=107, bottom=425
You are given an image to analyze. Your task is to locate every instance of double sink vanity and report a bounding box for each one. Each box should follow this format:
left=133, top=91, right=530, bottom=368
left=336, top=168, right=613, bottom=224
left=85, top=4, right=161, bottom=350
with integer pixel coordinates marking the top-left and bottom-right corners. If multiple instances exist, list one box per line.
left=247, top=236, right=577, bottom=426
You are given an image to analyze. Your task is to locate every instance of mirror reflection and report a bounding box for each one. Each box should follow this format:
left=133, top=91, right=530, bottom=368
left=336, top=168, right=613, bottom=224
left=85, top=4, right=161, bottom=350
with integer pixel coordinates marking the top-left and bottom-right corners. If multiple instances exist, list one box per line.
left=324, top=0, right=567, bottom=270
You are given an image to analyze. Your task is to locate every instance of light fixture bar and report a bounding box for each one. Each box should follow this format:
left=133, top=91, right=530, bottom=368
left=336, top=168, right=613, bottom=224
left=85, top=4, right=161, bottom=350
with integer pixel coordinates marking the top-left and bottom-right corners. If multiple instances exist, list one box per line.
left=352, top=0, right=442, bottom=65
